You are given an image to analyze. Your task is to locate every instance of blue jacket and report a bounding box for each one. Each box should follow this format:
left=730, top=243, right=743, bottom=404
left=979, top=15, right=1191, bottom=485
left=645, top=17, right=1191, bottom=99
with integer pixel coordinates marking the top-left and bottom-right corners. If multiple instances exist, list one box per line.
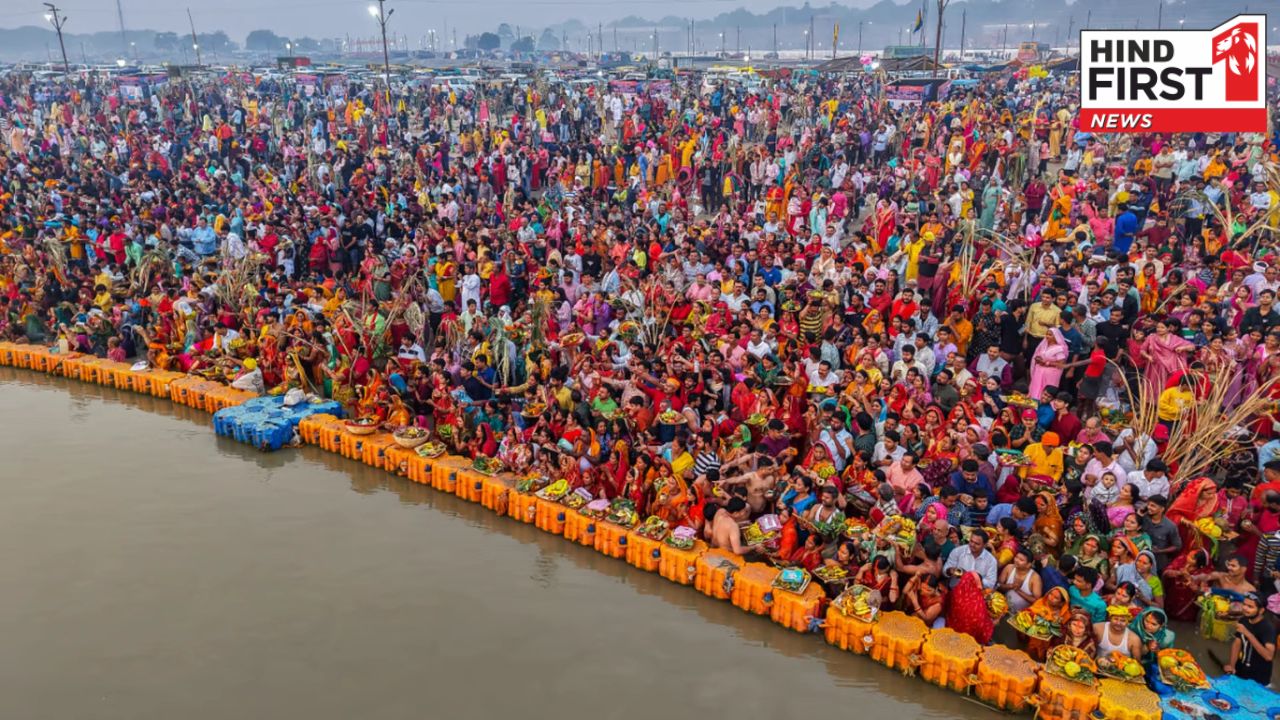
left=1113, top=211, right=1139, bottom=254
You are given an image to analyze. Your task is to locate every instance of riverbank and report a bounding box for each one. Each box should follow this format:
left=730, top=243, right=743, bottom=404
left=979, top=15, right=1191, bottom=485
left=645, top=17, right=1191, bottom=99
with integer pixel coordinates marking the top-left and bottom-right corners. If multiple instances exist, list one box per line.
left=0, top=367, right=992, bottom=720
left=0, top=342, right=1270, bottom=720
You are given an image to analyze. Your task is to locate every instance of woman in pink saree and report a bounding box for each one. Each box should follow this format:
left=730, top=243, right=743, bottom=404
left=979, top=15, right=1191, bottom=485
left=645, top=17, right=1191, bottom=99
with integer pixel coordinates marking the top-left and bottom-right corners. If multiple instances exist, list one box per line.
left=1139, top=319, right=1194, bottom=395
left=1028, top=328, right=1068, bottom=399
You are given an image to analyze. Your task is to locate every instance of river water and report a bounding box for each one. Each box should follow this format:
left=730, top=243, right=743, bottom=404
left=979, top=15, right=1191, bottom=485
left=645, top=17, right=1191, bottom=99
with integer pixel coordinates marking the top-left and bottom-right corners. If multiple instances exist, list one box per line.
left=0, top=369, right=1007, bottom=720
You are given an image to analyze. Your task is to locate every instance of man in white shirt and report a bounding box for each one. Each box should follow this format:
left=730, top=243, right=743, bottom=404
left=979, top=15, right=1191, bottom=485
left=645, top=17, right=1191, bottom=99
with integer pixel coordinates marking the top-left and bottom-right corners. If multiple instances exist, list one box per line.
left=1126, top=459, right=1170, bottom=500
left=745, top=328, right=775, bottom=360
left=943, top=529, right=999, bottom=589
left=1114, top=428, right=1157, bottom=475
left=397, top=334, right=426, bottom=363
left=890, top=346, right=926, bottom=383
left=1083, top=441, right=1127, bottom=490
left=806, top=360, right=840, bottom=390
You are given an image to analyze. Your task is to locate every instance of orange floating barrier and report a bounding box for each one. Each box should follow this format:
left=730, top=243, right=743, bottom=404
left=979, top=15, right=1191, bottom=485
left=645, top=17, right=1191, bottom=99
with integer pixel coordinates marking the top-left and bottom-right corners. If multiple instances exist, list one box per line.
left=383, top=445, right=418, bottom=477
left=1036, top=671, right=1100, bottom=720
left=771, top=582, right=825, bottom=632
left=920, top=627, right=982, bottom=693
left=730, top=562, right=778, bottom=616
left=297, top=414, right=337, bottom=446
left=823, top=606, right=876, bottom=654
left=29, top=348, right=51, bottom=372
left=55, top=354, right=82, bottom=379
left=507, top=490, right=538, bottom=524
left=694, top=549, right=745, bottom=600
left=975, top=645, right=1039, bottom=713
left=658, top=540, right=706, bottom=586
left=431, top=457, right=466, bottom=493
left=15, top=345, right=34, bottom=369
left=359, top=433, right=396, bottom=468
left=624, top=533, right=663, bottom=573
left=1095, top=678, right=1161, bottom=720
left=405, top=455, right=432, bottom=484
left=479, top=473, right=512, bottom=511
left=593, top=520, right=631, bottom=559
left=870, top=611, right=930, bottom=673
left=148, top=371, right=181, bottom=398
left=454, top=468, right=483, bottom=503
left=562, top=508, right=597, bottom=546
left=533, top=497, right=567, bottom=535
left=0, top=342, right=16, bottom=366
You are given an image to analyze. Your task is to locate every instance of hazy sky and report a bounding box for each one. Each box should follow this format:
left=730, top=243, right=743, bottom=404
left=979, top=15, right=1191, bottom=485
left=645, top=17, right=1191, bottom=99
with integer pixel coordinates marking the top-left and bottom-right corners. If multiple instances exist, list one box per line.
left=3, top=1, right=878, bottom=42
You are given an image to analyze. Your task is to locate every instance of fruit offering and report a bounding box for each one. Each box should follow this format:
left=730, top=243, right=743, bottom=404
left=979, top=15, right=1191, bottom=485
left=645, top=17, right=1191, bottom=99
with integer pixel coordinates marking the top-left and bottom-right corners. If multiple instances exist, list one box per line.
left=664, top=526, right=697, bottom=550
left=984, top=590, right=1009, bottom=620
left=515, top=474, right=548, bottom=493
left=473, top=455, right=505, bottom=475
left=1194, top=517, right=1223, bottom=539
left=874, top=516, right=917, bottom=549
left=604, top=499, right=639, bottom=527
left=634, top=515, right=670, bottom=540
left=1047, top=645, right=1099, bottom=685
left=415, top=441, right=446, bottom=458
left=1008, top=610, right=1061, bottom=640
left=813, top=565, right=850, bottom=583
left=534, top=479, right=570, bottom=501
left=1156, top=648, right=1209, bottom=691
left=843, top=517, right=870, bottom=540
left=833, top=585, right=878, bottom=621
left=562, top=488, right=592, bottom=509
left=743, top=522, right=779, bottom=546
left=1097, top=651, right=1145, bottom=682
left=772, top=567, right=810, bottom=594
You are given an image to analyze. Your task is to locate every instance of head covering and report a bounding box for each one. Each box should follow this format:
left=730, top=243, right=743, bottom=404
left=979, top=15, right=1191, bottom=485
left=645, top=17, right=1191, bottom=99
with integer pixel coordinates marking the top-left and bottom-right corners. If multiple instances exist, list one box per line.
left=1021, top=409, right=1037, bottom=420
left=242, top=358, right=258, bottom=370
left=1106, top=605, right=1133, bottom=619
left=1129, top=606, right=1175, bottom=649
left=945, top=572, right=995, bottom=644
left=1041, top=432, right=1060, bottom=447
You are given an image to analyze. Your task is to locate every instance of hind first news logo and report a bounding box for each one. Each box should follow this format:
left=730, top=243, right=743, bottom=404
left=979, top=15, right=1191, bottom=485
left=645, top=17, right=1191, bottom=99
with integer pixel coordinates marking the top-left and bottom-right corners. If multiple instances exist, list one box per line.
left=1080, top=14, right=1268, bottom=133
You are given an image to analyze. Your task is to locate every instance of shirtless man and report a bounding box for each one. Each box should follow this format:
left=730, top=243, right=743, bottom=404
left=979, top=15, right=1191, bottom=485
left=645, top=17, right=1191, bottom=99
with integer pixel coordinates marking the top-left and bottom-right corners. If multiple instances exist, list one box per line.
left=804, top=486, right=843, bottom=526
left=709, top=497, right=753, bottom=555
left=1209, top=555, right=1258, bottom=597
left=716, top=459, right=782, bottom=514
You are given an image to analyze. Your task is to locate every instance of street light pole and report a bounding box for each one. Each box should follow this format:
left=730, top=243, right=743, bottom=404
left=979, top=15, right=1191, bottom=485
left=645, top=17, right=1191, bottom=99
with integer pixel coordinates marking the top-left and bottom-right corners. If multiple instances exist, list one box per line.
left=369, top=1, right=394, bottom=106
left=43, top=3, right=71, bottom=77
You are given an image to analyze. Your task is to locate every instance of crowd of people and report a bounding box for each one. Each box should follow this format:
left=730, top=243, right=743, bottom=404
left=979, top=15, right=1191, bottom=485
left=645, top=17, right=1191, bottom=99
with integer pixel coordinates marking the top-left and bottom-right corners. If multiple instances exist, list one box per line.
left=1, top=62, right=1279, bottom=685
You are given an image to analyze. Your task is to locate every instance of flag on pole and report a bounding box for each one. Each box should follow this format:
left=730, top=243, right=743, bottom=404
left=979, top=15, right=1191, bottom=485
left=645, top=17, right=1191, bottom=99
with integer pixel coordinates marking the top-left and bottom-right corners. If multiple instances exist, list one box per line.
left=833, top=23, right=839, bottom=46
left=912, top=10, right=924, bottom=33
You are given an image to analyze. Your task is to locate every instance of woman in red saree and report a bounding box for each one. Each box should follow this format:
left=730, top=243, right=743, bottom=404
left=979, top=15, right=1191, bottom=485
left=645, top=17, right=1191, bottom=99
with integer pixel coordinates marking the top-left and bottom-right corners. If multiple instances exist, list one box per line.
left=1165, top=476, right=1221, bottom=554
left=945, top=571, right=995, bottom=643
left=1161, top=548, right=1213, bottom=622
left=1018, top=586, right=1071, bottom=661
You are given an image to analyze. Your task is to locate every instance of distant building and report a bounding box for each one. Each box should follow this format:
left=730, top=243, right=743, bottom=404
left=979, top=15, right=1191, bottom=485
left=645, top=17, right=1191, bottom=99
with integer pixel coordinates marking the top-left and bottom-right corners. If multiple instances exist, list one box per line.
left=882, top=45, right=935, bottom=59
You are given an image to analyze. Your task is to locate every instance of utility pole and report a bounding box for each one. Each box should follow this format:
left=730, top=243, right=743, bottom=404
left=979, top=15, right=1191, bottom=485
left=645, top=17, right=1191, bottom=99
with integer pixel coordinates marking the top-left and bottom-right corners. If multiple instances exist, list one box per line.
left=1067, top=16, right=1075, bottom=51
left=115, top=0, right=128, bottom=55
left=43, top=4, right=71, bottom=76
left=653, top=26, right=658, bottom=61
left=772, top=24, right=777, bottom=56
left=736, top=25, right=740, bottom=54
left=1157, top=0, right=1163, bottom=30
left=598, top=22, right=603, bottom=60
left=933, top=0, right=947, bottom=72
left=809, top=15, right=815, bottom=60
left=858, top=20, right=865, bottom=54
left=1002, top=23, right=1008, bottom=54
left=369, top=0, right=394, bottom=107
left=1085, top=10, right=1091, bottom=30
left=187, top=8, right=202, bottom=65
left=958, top=9, right=966, bottom=60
